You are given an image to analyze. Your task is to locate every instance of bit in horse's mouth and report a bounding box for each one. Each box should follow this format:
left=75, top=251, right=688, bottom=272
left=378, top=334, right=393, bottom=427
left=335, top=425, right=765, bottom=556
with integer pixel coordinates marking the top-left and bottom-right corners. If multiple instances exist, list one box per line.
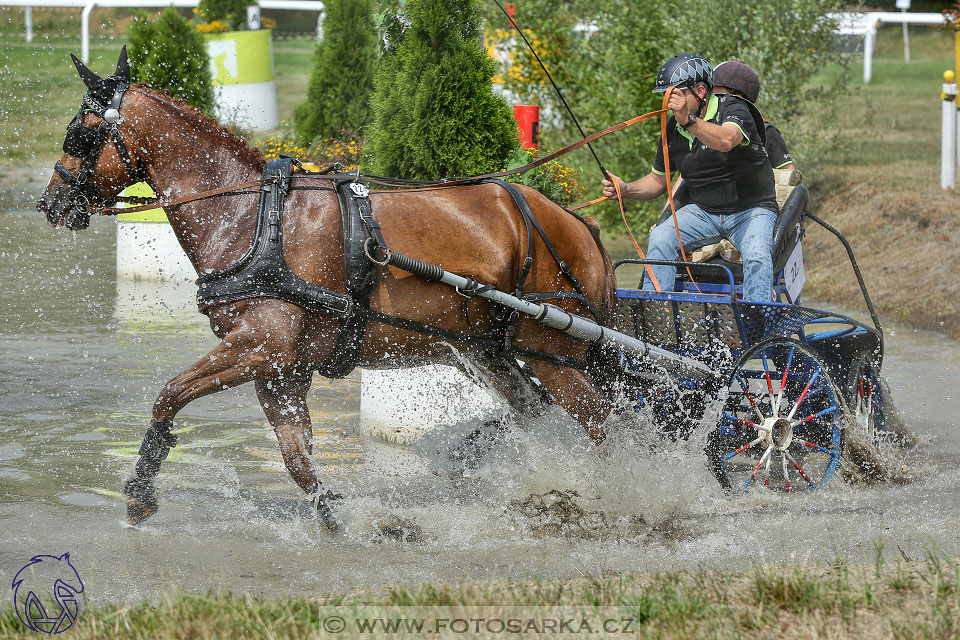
left=37, top=198, right=90, bottom=230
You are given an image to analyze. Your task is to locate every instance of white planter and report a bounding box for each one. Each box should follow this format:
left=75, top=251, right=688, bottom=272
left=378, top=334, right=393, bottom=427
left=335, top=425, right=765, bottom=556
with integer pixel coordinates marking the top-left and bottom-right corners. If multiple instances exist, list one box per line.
left=206, top=29, right=279, bottom=131
left=360, top=366, right=501, bottom=444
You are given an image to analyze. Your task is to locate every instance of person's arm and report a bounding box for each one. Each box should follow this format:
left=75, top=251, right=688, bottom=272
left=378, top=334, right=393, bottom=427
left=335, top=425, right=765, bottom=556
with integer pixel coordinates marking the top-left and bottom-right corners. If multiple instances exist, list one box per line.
left=669, top=90, right=743, bottom=152
left=601, top=171, right=667, bottom=201
left=764, top=124, right=795, bottom=170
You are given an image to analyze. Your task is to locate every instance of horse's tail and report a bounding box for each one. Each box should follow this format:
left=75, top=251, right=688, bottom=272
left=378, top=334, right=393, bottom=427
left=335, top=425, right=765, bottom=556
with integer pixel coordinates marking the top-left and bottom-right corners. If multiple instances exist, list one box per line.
left=580, top=215, right=622, bottom=397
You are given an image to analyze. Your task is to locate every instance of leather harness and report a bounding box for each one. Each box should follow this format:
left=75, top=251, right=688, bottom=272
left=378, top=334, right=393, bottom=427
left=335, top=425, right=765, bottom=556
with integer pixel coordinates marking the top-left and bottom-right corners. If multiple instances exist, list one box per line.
left=195, top=159, right=602, bottom=377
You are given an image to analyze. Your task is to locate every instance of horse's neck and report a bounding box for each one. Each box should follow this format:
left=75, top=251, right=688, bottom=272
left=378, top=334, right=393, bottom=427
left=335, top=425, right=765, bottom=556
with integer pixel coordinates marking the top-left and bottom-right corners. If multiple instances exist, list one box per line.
left=139, top=101, right=264, bottom=275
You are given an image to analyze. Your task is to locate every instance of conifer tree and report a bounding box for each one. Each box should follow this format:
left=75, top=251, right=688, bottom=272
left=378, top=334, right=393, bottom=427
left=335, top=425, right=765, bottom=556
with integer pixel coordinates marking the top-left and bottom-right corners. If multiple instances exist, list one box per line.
left=294, top=0, right=377, bottom=144
left=127, top=8, right=215, bottom=114
left=367, top=0, right=517, bottom=179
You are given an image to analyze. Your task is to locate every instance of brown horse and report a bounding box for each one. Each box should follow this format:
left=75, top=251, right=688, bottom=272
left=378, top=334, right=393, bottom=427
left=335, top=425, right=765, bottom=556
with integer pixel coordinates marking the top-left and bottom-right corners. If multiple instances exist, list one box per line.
left=37, top=50, right=618, bottom=529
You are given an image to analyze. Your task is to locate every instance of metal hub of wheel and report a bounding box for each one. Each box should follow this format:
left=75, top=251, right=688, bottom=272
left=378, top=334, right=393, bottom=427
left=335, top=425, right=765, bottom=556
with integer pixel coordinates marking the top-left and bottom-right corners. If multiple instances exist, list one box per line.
left=707, top=338, right=845, bottom=493
left=763, top=417, right=793, bottom=450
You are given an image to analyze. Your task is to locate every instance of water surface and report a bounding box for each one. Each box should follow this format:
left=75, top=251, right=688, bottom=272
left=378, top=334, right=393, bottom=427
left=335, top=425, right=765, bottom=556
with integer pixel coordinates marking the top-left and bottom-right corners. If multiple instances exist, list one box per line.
left=1, top=208, right=958, bottom=603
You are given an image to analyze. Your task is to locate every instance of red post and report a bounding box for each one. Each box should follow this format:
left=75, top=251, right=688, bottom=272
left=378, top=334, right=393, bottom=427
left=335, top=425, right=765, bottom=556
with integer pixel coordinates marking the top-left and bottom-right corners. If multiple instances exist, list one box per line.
left=513, top=104, right=540, bottom=150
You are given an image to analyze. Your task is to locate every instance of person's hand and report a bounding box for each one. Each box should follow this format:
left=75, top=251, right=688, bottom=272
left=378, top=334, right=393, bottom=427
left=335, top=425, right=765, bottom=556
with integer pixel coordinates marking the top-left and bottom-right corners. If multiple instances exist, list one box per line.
left=667, top=88, right=690, bottom=125
left=601, top=172, right=626, bottom=199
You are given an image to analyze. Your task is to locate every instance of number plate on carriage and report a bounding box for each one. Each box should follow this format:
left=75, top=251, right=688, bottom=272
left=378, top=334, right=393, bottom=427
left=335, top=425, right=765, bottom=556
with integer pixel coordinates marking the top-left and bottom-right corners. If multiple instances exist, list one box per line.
left=784, top=240, right=805, bottom=302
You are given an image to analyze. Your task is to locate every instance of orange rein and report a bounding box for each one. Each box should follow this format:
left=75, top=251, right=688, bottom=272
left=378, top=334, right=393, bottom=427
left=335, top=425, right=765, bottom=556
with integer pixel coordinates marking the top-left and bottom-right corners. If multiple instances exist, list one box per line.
left=659, top=87, right=701, bottom=292
left=572, top=86, right=700, bottom=293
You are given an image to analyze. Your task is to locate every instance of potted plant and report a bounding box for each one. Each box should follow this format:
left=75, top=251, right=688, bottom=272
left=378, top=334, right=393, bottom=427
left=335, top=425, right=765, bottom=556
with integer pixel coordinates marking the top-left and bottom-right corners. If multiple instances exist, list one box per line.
left=195, top=0, right=278, bottom=130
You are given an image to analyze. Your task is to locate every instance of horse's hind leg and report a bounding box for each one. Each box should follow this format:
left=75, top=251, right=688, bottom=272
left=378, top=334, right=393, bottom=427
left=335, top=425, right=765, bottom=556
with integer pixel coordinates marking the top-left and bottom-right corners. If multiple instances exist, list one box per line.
left=449, top=355, right=551, bottom=470
left=523, top=360, right=612, bottom=445
left=255, top=375, right=342, bottom=531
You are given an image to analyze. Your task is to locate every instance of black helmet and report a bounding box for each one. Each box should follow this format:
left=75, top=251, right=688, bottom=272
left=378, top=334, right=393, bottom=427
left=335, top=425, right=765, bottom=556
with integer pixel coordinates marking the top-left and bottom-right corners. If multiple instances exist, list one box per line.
left=713, top=60, right=760, bottom=103
left=653, top=53, right=714, bottom=94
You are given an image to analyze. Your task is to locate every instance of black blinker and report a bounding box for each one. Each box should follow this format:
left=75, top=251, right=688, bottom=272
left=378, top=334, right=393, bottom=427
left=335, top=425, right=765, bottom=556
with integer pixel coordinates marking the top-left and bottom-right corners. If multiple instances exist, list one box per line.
left=63, top=125, right=100, bottom=158
left=115, top=46, right=131, bottom=84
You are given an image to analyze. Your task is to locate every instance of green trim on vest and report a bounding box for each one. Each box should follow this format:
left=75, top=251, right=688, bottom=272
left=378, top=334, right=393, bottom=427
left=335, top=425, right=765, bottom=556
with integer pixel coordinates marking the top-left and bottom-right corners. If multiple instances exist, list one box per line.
left=675, top=94, right=720, bottom=148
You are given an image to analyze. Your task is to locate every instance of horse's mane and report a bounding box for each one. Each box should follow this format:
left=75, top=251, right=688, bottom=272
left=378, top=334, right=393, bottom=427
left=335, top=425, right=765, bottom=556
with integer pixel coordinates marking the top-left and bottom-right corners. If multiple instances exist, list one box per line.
left=131, top=84, right=265, bottom=169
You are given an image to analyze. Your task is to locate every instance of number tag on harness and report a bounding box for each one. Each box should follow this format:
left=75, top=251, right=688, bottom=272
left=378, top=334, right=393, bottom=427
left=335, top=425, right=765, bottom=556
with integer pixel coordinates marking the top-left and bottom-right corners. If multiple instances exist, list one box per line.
left=784, top=240, right=805, bottom=302
left=349, top=182, right=369, bottom=198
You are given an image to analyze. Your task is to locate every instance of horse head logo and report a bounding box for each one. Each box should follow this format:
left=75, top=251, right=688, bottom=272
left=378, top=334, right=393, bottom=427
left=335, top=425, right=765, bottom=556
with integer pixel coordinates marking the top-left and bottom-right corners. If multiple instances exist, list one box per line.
left=11, top=553, right=85, bottom=634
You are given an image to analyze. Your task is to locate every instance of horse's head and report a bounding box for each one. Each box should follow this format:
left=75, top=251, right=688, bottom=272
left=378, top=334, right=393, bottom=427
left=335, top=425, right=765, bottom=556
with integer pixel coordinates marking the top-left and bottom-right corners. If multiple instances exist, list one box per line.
left=37, top=47, right=146, bottom=230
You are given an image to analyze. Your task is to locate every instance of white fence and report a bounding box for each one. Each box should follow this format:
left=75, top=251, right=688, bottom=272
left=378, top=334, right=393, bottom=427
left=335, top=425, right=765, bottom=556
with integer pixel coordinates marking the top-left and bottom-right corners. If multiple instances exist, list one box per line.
left=829, top=11, right=947, bottom=83
left=3, top=0, right=324, bottom=62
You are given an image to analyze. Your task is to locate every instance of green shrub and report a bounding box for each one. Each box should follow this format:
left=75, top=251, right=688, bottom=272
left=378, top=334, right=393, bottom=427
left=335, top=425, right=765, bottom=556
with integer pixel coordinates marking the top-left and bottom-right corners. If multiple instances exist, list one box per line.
left=366, top=0, right=517, bottom=179
left=294, top=0, right=377, bottom=145
left=505, top=147, right=585, bottom=206
left=127, top=7, right=215, bottom=114
left=196, top=0, right=256, bottom=31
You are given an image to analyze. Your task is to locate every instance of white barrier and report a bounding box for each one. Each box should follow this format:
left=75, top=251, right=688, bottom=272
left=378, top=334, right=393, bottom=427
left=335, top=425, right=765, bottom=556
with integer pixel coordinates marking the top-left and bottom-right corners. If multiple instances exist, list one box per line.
left=828, top=11, right=946, bottom=83
left=943, top=72, right=957, bottom=193
left=2, top=0, right=325, bottom=62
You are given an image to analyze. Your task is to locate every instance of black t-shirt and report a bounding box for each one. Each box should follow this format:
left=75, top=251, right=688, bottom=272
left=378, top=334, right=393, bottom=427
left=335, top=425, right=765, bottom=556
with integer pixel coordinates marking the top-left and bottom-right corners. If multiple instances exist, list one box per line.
left=764, top=122, right=792, bottom=169
left=653, top=94, right=777, bottom=215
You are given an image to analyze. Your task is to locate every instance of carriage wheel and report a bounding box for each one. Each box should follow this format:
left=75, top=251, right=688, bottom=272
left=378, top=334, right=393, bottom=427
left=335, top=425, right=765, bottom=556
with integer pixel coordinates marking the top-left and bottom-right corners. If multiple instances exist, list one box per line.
left=846, top=356, right=915, bottom=449
left=706, top=338, right=845, bottom=493
left=847, top=356, right=884, bottom=443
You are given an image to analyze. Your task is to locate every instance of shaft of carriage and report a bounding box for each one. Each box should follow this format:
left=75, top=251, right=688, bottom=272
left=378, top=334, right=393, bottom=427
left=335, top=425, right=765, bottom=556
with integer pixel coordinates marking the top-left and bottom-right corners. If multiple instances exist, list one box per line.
left=375, top=246, right=717, bottom=378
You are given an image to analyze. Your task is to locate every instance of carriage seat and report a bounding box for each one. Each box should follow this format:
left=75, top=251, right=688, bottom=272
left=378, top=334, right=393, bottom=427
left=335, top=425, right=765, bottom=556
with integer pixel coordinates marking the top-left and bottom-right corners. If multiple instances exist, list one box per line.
left=661, top=168, right=806, bottom=285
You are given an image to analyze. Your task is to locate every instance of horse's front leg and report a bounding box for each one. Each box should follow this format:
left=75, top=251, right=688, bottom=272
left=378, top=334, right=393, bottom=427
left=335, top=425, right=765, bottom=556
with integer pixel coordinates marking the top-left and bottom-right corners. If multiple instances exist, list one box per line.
left=124, top=311, right=302, bottom=525
left=255, top=375, right=342, bottom=531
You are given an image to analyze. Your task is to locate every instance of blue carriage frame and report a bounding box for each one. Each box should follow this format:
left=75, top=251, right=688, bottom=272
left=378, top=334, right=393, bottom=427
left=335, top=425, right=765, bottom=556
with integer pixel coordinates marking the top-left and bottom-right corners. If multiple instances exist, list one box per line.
left=611, top=200, right=888, bottom=492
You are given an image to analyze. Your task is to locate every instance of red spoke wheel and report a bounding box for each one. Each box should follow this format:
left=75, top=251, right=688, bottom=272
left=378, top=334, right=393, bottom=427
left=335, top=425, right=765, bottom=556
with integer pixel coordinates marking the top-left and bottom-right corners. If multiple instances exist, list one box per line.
left=707, top=338, right=845, bottom=493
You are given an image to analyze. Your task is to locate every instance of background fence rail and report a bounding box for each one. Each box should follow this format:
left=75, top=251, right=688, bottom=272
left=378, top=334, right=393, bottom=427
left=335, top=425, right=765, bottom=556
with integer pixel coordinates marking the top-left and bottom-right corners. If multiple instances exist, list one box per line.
left=2, top=0, right=325, bottom=61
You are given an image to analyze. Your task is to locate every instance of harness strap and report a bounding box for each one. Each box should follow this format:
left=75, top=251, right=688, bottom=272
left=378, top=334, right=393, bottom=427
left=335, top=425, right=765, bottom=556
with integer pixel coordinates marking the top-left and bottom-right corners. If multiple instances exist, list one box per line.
left=486, top=180, right=602, bottom=321
left=95, top=108, right=671, bottom=217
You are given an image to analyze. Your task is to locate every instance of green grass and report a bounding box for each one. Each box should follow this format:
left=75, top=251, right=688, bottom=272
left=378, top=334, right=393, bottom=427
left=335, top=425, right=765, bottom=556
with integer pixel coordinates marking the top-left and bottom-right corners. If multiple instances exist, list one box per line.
left=0, top=557, right=958, bottom=639
left=0, top=34, right=313, bottom=167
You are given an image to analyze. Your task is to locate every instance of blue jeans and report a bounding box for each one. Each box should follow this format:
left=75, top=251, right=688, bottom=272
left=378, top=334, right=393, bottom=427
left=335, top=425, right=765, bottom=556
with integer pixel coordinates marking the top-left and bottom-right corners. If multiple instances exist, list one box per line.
left=642, top=204, right=778, bottom=302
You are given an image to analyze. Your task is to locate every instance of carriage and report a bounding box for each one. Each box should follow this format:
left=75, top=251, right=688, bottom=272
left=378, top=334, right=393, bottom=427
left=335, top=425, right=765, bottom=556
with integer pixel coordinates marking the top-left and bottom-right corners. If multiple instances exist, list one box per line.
left=612, top=170, right=891, bottom=492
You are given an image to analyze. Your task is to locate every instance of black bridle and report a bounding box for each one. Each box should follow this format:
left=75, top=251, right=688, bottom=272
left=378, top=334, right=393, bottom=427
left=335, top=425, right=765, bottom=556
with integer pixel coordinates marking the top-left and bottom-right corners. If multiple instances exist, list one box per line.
left=54, top=78, right=145, bottom=228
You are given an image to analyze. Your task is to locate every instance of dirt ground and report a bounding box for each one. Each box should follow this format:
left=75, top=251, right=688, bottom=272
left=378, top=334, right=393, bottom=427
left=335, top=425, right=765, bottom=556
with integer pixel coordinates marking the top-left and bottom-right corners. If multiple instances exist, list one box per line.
left=805, top=167, right=960, bottom=340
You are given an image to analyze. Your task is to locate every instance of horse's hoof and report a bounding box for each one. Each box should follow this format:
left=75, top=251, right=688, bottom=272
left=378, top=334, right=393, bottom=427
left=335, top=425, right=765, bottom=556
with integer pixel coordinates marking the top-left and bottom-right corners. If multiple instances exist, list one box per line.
left=126, top=497, right=158, bottom=526
left=315, top=491, right=343, bottom=533
left=124, top=477, right=157, bottom=526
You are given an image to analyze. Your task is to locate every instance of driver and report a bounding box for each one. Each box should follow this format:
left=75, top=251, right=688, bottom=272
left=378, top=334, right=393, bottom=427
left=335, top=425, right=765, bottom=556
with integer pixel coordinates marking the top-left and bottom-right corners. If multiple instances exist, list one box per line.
left=601, top=53, right=778, bottom=301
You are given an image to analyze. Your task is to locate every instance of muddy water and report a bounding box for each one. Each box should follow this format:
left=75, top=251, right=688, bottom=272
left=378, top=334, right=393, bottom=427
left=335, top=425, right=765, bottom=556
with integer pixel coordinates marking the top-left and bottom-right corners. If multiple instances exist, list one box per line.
left=1, top=207, right=958, bottom=604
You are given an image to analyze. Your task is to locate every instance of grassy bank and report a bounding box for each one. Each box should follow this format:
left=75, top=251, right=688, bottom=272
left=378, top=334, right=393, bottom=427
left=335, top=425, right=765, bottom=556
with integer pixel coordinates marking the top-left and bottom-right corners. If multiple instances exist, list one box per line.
left=803, top=25, right=959, bottom=338
left=1, top=556, right=958, bottom=639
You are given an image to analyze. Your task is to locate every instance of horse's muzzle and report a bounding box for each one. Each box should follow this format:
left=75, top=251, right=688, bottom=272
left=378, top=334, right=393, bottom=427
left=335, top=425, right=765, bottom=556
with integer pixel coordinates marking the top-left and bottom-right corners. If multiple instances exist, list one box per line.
left=37, top=187, right=90, bottom=230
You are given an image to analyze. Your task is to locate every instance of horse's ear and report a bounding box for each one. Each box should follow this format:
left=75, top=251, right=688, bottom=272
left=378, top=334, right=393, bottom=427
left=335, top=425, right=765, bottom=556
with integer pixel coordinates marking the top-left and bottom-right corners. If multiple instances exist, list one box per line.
left=115, top=46, right=130, bottom=83
left=70, top=53, right=102, bottom=90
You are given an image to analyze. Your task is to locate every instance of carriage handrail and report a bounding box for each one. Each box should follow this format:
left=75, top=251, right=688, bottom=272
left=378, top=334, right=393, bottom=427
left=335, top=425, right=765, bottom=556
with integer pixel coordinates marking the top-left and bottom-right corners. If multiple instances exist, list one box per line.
left=613, top=258, right=740, bottom=306
left=805, top=212, right=884, bottom=367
